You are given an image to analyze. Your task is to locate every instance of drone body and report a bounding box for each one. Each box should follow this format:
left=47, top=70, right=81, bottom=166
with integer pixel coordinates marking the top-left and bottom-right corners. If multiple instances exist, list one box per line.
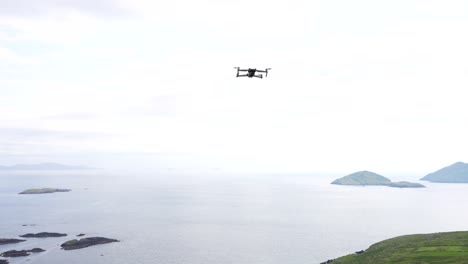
left=234, top=67, right=271, bottom=78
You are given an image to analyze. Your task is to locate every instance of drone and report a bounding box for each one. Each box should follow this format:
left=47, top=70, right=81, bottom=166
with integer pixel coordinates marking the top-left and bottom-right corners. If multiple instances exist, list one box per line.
left=234, top=67, right=271, bottom=78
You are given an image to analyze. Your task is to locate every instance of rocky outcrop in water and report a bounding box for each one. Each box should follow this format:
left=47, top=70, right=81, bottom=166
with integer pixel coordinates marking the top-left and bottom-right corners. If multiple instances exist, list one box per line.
left=0, top=259, right=9, bottom=264
left=61, top=237, right=119, bottom=250
left=0, top=248, right=45, bottom=258
left=19, top=188, right=71, bottom=194
left=0, top=239, right=26, bottom=245
left=20, top=232, right=67, bottom=238
left=387, top=181, right=425, bottom=188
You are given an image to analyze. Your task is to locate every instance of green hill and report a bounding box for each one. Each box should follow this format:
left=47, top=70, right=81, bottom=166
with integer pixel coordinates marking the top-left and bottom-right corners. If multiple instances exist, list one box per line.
left=328, top=231, right=468, bottom=264
left=421, top=162, right=468, bottom=183
left=331, top=171, right=391, bottom=186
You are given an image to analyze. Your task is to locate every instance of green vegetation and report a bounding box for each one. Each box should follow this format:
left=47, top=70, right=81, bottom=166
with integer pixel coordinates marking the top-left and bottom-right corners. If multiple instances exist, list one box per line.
left=331, top=231, right=468, bottom=264
left=421, top=162, right=468, bottom=183
left=387, top=181, right=425, bottom=188
left=332, top=171, right=392, bottom=186
left=19, top=188, right=71, bottom=194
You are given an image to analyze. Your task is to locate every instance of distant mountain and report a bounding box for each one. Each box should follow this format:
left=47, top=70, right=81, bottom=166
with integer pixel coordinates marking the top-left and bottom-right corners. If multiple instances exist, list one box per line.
left=331, top=171, right=392, bottom=186
left=0, top=163, right=93, bottom=170
left=421, top=162, right=468, bottom=183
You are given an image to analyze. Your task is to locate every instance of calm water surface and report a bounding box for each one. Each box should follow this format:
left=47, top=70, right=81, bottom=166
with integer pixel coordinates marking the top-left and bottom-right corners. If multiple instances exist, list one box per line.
left=1, top=171, right=468, bottom=264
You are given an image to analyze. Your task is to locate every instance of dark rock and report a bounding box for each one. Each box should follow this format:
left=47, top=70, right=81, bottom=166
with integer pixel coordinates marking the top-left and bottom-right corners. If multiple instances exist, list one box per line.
left=320, top=259, right=335, bottom=264
left=355, top=250, right=365, bottom=254
left=19, top=188, right=71, bottom=194
left=0, top=249, right=44, bottom=258
left=1, top=250, right=30, bottom=257
left=0, top=239, right=26, bottom=245
left=77, top=234, right=85, bottom=237
left=0, top=259, right=9, bottom=264
left=29, top=248, right=45, bottom=253
left=61, top=237, right=119, bottom=250
left=20, top=232, right=67, bottom=238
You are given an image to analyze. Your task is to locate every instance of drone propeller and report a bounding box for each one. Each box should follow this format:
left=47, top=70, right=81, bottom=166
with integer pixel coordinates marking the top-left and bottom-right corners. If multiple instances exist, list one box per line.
left=265, top=68, right=271, bottom=77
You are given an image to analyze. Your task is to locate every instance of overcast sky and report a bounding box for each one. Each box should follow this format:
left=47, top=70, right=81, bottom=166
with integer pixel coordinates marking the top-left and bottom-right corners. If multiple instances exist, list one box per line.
left=1, top=0, right=467, bottom=174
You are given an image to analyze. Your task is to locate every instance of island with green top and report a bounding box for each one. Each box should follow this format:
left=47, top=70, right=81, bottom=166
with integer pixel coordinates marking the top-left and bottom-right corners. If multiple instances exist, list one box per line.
left=332, top=171, right=424, bottom=188
left=332, top=171, right=392, bottom=186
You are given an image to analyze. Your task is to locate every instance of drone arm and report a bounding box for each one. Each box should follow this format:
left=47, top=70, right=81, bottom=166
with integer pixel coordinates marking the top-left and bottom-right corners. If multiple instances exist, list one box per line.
left=256, top=68, right=271, bottom=77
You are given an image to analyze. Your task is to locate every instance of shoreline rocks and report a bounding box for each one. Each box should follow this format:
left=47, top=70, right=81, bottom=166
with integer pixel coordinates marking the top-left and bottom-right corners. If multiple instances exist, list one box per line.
left=20, top=232, right=67, bottom=238
left=61, top=237, right=119, bottom=250
left=0, top=248, right=45, bottom=258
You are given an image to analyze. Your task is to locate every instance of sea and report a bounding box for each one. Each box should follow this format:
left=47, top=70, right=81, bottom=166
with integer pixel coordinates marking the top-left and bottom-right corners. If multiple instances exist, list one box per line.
left=1, top=170, right=468, bottom=264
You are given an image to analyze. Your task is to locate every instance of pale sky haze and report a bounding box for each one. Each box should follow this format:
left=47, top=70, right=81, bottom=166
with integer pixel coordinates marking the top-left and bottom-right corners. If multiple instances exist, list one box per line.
left=1, top=0, right=467, bottom=175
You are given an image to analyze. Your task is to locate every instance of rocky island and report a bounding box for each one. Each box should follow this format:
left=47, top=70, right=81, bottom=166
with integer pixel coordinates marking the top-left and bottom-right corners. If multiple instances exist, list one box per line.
left=61, top=237, right=119, bottom=250
left=19, top=188, right=71, bottom=194
left=0, top=248, right=44, bottom=258
left=327, top=231, right=468, bottom=263
left=20, top=232, right=67, bottom=238
left=0, top=259, right=8, bottom=264
left=0, top=239, right=26, bottom=245
left=332, top=171, right=425, bottom=188
left=421, top=161, right=468, bottom=183
left=332, top=171, right=392, bottom=186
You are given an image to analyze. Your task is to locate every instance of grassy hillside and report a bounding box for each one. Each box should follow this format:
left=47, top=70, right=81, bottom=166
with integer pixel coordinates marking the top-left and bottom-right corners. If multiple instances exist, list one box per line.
left=330, top=231, right=468, bottom=264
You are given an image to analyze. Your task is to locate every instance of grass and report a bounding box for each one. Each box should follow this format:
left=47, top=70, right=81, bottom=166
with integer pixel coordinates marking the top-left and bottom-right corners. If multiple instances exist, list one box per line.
left=331, top=231, right=468, bottom=264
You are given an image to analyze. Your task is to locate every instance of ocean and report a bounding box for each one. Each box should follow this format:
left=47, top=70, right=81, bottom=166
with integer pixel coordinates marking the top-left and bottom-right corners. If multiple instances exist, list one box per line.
left=1, top=171, right=468, bottom=264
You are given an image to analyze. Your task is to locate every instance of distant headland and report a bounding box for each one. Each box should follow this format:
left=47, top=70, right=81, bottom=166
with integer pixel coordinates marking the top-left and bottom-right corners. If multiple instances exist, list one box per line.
left=332, top=171, right=425, bottom=188
left=421, top=162, right=468, bottom=183
left=0, top=163, right=93, bottom=171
